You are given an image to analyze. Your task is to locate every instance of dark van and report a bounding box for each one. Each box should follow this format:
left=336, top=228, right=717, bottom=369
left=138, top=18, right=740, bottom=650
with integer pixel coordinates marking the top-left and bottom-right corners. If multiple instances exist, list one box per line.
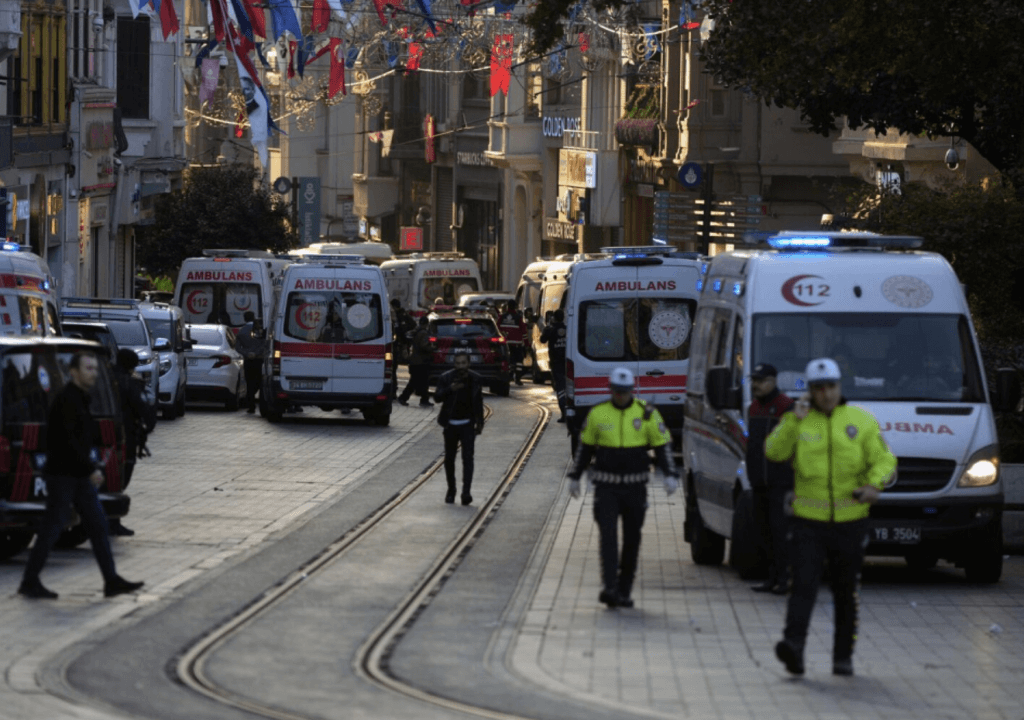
left=0, top=338, right=130, bottom=558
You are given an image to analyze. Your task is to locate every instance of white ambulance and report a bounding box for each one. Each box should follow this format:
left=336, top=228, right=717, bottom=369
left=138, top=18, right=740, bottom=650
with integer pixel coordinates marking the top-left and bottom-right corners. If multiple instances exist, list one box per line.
left=263, top=255, right=393, bottom=425
left=564, top=246, right=704, bottom=446
left=0, top=242, right=60, bottom=336
left=379, top=252, right=482, bottom=316
left=173, top=249, right=291, bottom=332
left=682, top=231, right=1020, bottom=583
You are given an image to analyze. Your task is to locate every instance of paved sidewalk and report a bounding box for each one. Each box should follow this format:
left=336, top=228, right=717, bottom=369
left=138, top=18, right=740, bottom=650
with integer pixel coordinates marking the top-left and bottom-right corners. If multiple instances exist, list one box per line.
left=513, top=480, right=1024, bottom=720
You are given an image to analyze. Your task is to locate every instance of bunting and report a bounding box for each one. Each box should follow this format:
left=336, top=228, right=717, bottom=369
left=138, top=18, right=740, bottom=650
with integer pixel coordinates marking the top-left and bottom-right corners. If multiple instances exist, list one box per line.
left=312, top=0, right=331, bottom=33
left=372, top=0, right=402, bottom=26
left=329, top=37, right=347, bottom=98
left=199, top=57, right=220, bottom=105
left=490, top=33, right=514, bottom=97
left=266, top=0, right=302, bottom=40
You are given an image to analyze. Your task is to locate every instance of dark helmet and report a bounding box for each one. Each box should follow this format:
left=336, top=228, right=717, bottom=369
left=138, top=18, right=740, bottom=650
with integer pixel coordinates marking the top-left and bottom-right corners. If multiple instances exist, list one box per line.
left=390, top=298, right=402, bottom=309
left=117, top=348, right=140, bottom=371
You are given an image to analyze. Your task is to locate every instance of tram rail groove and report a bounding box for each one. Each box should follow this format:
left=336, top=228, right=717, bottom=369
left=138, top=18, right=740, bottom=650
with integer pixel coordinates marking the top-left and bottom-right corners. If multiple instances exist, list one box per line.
left=176, top=399, right=550, bottom=720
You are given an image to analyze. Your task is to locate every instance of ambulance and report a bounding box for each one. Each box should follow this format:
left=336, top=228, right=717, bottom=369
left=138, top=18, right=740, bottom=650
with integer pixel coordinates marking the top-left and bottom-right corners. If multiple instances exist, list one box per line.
left=682, top=231, right=1021, bottom=583
left=514, top=258, right=554, bottom=320
left=0, top=242, right=60, bottom=337
left=173, top=249, right=291, bottom=331
left=564, top=247, right=704, bottom=447
left=379, top=252, right=482, bottom=316
left=262, top=255, right=393, bottom=425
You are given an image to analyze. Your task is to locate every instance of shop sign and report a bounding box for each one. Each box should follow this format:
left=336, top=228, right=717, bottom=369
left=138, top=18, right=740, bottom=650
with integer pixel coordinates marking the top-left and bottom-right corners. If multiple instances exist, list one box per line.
left=542, top=116, right=582, bottom=139
left=456, top=151, right=492, bottom=166
left=628, top=153, right=660, bottom=184
left=400, top=227, right=423, bottom=251
left=544, top=217, right=577, bottom=241
left=558, top=149, right=597, bottom=189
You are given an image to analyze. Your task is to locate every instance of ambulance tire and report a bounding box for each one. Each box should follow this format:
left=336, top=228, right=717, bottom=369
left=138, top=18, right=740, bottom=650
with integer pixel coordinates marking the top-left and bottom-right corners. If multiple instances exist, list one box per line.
left=728, top=490, right=766, bottom=579
left=0, top=530, right=32, bottom=560
left=687, top=482, right=725, bottom=566
left=963, top=517, right=1003, bottom=583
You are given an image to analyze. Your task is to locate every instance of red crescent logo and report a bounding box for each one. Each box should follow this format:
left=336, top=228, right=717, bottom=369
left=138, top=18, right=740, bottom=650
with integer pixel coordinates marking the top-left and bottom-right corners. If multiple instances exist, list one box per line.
left=295, top=303, right=320, bottom=331
left=186, top=289, right=208, bottom=315
left=781, top=275, right=823, bottom=307
left=233, top=295, right=251, bottom=311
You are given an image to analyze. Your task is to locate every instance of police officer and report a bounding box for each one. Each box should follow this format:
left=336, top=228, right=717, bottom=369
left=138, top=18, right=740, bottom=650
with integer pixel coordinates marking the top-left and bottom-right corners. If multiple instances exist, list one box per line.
left=111, top=349, right=156, bottom=536
left=235, top=311, right=265, bottom=414
left=767, top=358, right=895, bottom=677
left=539, top=309, right=568, bottom=422
left=397, top=316, right=433, bottom=407
left=567, top=367, right=680, bottom=608
left=434, top=353, right=485, bottom=505
left=497, top=299, right=528, bottom=385
left=747, top=363, right=794, bottom=594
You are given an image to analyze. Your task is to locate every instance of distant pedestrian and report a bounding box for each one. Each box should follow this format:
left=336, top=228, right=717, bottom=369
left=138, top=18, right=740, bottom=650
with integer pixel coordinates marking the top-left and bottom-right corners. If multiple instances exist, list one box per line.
left=566, top=367, right=679, bottom=609
left=391, top=298, right=415, bottom=365
left=111, top=349, right=156, bottom=537
left=434, top=353, right=484, bottom=505
left=397, top=316, right=433, bottom=407
left=18, top=351, right=144, bottom=600
left=747, top=363, right=794, bottom=595
left=767, top=358, right=895, bottom=677
left=539, top=309, right=568, bottom=422
left=235, top=311, right=265, bottom=414
left=497, top=299, right=528, bottom=385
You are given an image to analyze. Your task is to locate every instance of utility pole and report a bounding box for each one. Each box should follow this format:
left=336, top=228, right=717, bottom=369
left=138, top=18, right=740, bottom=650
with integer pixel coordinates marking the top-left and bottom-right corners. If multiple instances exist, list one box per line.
left=700, top=162, right=714, bottom=254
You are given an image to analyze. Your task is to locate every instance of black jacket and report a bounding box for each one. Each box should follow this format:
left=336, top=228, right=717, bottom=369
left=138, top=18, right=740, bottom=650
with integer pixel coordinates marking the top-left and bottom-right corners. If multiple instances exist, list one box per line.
left=116, top=367, right=156, bottom=452
left=408, top=327, right=433, bottom=366
left=434, top=368, right=484, bottom=429
left=539, top=320, right=567, bottom=366
left=45, top=383, right=98, bottom=477
left=747, top=387, right=795, bottom=490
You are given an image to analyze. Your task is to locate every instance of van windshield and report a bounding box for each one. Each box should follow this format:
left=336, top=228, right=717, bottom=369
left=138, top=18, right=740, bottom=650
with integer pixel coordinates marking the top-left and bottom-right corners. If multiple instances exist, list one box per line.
left=752, top=313, right=985, bottom=402
left=284, top=291, right=383, bottom=343
left=106, top=319, right=150, bottom=348
left=179, top=282, right=263, bottom=328
left=578, top=298, right=696, bottom=362
left=145, top=318, right=172, bottom=342
left=418, top=276, right=478, bottom=308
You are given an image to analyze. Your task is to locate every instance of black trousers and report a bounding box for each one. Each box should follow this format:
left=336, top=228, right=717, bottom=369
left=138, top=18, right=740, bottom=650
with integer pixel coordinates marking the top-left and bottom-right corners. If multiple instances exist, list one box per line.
left=753, top=486, right=792, bottom=587
left=550, top=364, right=566, bottom=417
left=243, top=357, right=263, bottom=409
left=22, top=474, right=118, bottom=586
left=784, top=518, right=869, bottom=661
left=509, top=344, right=525, bottom=379
left=593, top=482, right=648, bottom=596
left=399, top=363, right=430, bottom=402
left=443, top=423, right=476, bottom=492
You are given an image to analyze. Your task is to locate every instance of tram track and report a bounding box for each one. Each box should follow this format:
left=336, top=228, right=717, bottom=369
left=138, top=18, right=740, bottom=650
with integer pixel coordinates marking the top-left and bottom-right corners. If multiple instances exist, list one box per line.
left=176, top=398, right=550, bottom=720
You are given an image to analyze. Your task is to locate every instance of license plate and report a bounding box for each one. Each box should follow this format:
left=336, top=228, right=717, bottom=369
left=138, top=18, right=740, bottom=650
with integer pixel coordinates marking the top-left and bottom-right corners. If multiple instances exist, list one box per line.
left=872, top=524, right=921, bottom=544
left=187, top=358, right=199, bottom=366
left=445, top=354, right=482, bottom=363
left=290, top=380, right=324, bottom=391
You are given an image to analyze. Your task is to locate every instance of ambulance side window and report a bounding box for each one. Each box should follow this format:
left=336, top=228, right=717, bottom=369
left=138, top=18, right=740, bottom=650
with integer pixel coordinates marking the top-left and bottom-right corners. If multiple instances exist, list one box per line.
left=730, top=316, right=744, bottom=388
left=687, top=307, right=715, bottom=394
left=708, top=308, right=733, bottom=369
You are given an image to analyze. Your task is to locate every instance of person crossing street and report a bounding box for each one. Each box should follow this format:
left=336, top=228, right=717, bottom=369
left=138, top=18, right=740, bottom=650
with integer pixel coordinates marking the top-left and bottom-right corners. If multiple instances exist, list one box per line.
left=566, top=367, right=680, bottom=609
left=235, top=311, right=266, bottom=414
left=767, top=358, right=895, bottom=677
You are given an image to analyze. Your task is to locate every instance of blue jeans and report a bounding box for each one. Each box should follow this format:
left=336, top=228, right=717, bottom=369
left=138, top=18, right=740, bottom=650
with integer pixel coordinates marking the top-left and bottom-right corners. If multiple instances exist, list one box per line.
left=22, top=474, right=118, bottom=585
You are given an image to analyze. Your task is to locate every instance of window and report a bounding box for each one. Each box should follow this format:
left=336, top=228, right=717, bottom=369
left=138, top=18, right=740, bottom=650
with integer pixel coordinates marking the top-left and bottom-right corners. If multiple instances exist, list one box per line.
left=0, top=296, right=47, bottom=337
left=417, top=277, right=479, bottom=308
left=463, top=73, right=490, bottom=102
left=284, top=292, right=383, bottom=344
left=117, top=17, right=150, bottom=119
left=578, top=298, right=696, bottom=362
left=431, top=319, right=498, bottom=339
left=106, top=319, right=150, bottom=347
left=2, top=349, right=63, bottom=426
left=178, top=283, right=263, bottom=328
left=730, top=316, right=744, bottom=389
left=709, top=88, right=726, bottom=117
left=525, top=62, right=542, bottom=119
left=7, top=9, right=68, bottom=126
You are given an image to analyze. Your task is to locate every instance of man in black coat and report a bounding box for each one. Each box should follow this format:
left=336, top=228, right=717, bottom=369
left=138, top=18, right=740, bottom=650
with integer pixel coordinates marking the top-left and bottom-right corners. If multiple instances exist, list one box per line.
left=539, top=309, right=568, bottom=422
left=18, top=351, right=144, bottom=600
left=111, top=349, right=156, bottom=536
left=397, top=316, right=434, bottom=407
left=434, top=354, right=485, bottom=505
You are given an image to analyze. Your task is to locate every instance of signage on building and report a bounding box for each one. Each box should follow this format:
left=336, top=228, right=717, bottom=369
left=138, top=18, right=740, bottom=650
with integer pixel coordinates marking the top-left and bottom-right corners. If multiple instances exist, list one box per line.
left=544, top=217, right=577, bottom=242
left=637, top=184, right=654, bottom=198
left=424, top=114, right=436, bottom=164
left=400, top=226, right=423, bottom=251
left=559, top=149, right=597, bottom=189
left=338, top=196, right=358, bottom=236
left=456, top=151, right=492, bottom=166
left=628, top=153, right=660, bottom=185
left=85, top=121, right=115, bottom=151
left=369, top=225, right=381, bottom=241
left=298, top=176, right=321, bottom=245
left=542, top=116, right=582, bottom=139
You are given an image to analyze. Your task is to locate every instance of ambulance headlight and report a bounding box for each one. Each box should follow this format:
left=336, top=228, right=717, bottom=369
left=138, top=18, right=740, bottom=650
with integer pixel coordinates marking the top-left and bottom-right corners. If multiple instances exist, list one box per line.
left=958, top=445, right=1000, bottom=487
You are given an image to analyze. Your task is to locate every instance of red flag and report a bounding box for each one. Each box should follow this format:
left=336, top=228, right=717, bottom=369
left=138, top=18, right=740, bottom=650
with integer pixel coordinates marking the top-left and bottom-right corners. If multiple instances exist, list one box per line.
left=159, top=0, right=180, bottom=39
left=209, top=0, right=228, bottom=41
left=329, top=38, right=346, bottom=98
left=407, top=42, right=423, bottom=72
left=240, top=0, right=267, bottom=38
left=490, top=34, right=514, bottom=97
left=312, top=0, right=330, bottom=33
left=372, top=0, right=401, bottom=25
left=234, top=111, right=245, bottom=138
left=578, top=33, right=589, bottom=53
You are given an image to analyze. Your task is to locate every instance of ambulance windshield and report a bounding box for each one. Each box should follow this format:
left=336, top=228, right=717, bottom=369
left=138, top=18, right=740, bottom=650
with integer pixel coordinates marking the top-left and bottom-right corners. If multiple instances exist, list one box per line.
left=179, top=282, right=263, bottom=328
left=578, top=298, right=696, bottom=362
left=418, top=276, right=479, bottom=308
left=752, top=313, right=984, bottom=402
left=284, top=292, right=383, bottom=343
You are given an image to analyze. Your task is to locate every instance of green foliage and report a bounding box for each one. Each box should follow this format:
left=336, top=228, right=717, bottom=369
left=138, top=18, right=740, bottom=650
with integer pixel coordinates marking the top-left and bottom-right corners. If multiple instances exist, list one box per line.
left=841, top=180, right=1024, bottom=343
left=136, top=165, right=297, bottom=277
left=701, top=0, right=1024, bottom=179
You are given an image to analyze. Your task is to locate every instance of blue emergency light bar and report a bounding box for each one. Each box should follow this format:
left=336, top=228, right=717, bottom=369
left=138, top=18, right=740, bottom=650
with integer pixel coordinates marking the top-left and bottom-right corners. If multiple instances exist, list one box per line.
left=1, top=241, right=22, bottom=252
left=745, top=231, right=924, bottom=250
left=601, top=245, right=678, bottom=258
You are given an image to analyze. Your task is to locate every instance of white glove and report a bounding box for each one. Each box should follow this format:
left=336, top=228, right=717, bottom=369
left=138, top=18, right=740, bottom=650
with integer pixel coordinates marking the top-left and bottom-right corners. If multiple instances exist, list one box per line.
left=663, top=475, right=680, bottom=496
left=569, top=479, right=581, bottom=499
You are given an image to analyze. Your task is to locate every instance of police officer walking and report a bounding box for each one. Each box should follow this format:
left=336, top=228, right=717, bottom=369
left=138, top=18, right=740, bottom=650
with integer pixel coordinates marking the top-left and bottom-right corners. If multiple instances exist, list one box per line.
left=434, top=353, right=484, bottom=505
left=566, top=368, right=680, bottom=608
left=235, top=311, right=265, bottom=414
left=18, top=351, right=144, bottom=600
left=767, top=358, right=895, bottom=677
left=397, top=316, right=434, bottom=407
left=497, top=299, right=528, bottom=385
left=747, top=363, right=794, bottom=594
left=539, top=309, right=568, bottom=422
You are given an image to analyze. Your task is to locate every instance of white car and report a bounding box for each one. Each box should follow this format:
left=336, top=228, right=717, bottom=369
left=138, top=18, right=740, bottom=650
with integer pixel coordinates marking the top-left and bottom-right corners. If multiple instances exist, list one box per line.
left=184, top=324, right=245, bottom=410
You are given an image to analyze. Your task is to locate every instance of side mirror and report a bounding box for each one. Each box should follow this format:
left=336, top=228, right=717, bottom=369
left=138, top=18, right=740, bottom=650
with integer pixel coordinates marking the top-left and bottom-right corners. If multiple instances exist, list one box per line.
left=153, top=337, right=171, bottom=351
left=706, top=367, right=742, bottom=410
left=992, top=367, right=1022, bottom=412
left=182, top=341, right=194, bottom=352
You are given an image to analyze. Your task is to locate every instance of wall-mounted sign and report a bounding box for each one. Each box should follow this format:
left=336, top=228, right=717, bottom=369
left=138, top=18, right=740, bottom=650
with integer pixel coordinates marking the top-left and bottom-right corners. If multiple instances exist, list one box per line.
left=544, top=217, right=577, bottom=242
left=456, top=151, right=492, bottom=166
left=400, top=226, right=423, bottom=251
left=558, top=149, right=597, bottom=189
left=298, top=177, right=321, bottom=246
left=542, top=116, right=583, bottom=139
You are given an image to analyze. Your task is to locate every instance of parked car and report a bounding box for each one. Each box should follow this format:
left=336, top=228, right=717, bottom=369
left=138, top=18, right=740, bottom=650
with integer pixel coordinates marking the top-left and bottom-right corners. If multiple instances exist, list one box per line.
left=60, top=320, right=120, bottom=359
left=184, top=324, right=245, bottom=410
left=426, top=308, right=511, bottom=396
left=140, top=302, right=191, bottom=419
left=456, top=292, right=515, bottom=312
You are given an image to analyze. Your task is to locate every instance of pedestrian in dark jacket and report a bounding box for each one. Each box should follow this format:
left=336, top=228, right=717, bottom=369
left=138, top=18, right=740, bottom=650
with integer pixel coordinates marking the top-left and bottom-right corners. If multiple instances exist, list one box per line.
left=110, top=349, right=156, bottom=536
left=434, top=354, right=485, bottom=505
left=398, top=316, right=434, bottom=407
left=18, top=351, right=144, bottom=600
left=539, top=309, right=568, bottom=422
left=235, top=311, right=265, bottom=413
left=746, top=363, right=795, bottom=594
left=391, top=299, right=415, bottom=364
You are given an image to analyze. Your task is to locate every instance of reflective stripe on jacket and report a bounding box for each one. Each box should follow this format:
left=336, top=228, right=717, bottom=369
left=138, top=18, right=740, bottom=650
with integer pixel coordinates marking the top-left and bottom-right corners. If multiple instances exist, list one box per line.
left=572, top=399, right=674, bottom=482
left=765, top=403, right=896, bottom=522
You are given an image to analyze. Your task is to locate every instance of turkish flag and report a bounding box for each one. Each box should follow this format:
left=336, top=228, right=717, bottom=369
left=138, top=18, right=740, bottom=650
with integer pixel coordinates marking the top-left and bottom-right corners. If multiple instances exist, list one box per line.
left=159, top=0, right=179, bottom=39
left=329, top=38, right=346, bottom=98
left=372, top=0, right=401, bottom=25
left=312, top=0, right=330, bottom=33
left=490, top=34, right=514, bottom=97
left=240, top=0, right=267, bottom=38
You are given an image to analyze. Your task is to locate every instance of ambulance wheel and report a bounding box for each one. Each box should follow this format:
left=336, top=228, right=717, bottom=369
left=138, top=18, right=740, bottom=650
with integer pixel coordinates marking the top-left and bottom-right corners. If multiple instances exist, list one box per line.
left=964, top=518, right=1003, bottom=583
left=0, top=530, right=32, bottom=560
left=55, top=525, right=90, bottom=549
left=531, top=352, right=544, bottom=384
left=729, top=490, right=766, bottom=580
left=493, top=381, right=510, bottom=397
left=687, top=484, right=725, bottom=566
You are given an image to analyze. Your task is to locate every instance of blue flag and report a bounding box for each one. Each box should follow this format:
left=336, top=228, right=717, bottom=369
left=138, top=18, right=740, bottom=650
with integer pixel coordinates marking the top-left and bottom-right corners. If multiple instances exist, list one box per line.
left=267, top=0, right=302, bottom=40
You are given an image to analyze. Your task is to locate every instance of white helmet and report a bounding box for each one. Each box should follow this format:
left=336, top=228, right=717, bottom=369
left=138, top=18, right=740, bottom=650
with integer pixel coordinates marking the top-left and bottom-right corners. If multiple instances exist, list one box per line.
left=805, top=357, right=842, bottom=384
left=609, top=367, right=635, bottom=390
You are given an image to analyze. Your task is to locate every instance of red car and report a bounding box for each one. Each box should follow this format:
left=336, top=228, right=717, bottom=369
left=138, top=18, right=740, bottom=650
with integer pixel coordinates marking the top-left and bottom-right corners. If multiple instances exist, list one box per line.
left=427, top=309, right=511, bottom=396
